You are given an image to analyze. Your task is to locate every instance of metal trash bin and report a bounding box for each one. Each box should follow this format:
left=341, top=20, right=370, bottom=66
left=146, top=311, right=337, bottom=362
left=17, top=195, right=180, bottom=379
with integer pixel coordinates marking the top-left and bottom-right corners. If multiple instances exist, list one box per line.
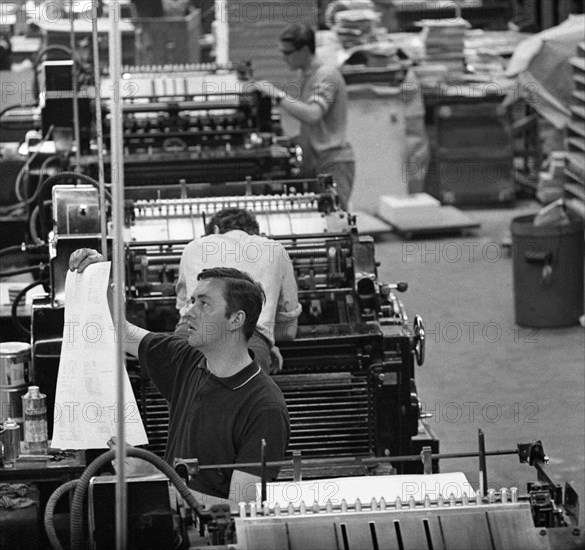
left=511, top=214, right=584, bottom=327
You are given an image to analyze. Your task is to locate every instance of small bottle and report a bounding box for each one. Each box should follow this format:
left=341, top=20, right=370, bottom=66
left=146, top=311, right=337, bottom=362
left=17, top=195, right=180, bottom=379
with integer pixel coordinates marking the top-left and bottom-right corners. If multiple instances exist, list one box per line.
left=22, top=386, right=48, bottom=454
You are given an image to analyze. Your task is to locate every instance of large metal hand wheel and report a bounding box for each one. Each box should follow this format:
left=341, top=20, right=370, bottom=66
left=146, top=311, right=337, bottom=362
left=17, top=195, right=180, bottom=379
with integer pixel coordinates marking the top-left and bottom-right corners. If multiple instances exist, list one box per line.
left=413, top=314, right=426, bottom=366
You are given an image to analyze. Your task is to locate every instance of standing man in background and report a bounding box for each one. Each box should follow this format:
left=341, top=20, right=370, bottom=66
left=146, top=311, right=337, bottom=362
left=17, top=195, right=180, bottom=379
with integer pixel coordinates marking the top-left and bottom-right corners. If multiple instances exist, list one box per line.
left=175, top=208, right=301, bottom=373
left=252, top=23, right=355, bottom=210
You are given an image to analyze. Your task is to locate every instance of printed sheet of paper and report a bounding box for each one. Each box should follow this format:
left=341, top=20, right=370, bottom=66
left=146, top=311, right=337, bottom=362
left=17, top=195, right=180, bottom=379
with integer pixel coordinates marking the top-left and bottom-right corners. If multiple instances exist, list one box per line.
left=51, top=262, right=148, bottom=449
left=256, top=472, right=476, bottom=508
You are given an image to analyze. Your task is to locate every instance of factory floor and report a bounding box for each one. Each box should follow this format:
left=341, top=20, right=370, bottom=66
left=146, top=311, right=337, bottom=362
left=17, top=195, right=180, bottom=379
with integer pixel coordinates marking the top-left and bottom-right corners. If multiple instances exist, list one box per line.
left=372, top=198, right=585, bottom=523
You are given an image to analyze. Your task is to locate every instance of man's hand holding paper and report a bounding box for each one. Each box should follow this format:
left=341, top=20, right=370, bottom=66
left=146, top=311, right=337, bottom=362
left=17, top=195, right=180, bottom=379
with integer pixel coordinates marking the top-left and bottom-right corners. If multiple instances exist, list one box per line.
left=50, top=254, right=148, bottom=450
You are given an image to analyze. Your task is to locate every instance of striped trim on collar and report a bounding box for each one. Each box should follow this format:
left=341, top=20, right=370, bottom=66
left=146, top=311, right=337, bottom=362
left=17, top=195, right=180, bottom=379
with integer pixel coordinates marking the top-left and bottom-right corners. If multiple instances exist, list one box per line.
left=232, top=365, right=262, bottom=390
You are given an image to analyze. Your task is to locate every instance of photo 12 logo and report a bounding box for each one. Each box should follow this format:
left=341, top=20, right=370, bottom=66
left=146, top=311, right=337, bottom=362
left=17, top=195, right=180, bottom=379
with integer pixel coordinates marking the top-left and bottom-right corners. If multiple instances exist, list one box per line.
left=422, top=322, right=539, bottom=344
left=420, top=401, right=539, bottom=424
left=53, top=401, right=141, bottom=424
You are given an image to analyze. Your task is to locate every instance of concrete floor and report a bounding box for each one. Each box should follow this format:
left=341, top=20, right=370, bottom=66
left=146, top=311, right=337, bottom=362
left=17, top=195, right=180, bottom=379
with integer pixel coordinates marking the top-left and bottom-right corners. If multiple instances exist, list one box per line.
left=372, top=199, right=585, bottom=523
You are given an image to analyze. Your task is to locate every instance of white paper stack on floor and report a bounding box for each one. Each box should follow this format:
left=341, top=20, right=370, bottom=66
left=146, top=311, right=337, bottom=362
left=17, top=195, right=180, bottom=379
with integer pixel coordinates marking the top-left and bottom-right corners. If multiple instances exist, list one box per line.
left=377, top=193, right=480, bottom=237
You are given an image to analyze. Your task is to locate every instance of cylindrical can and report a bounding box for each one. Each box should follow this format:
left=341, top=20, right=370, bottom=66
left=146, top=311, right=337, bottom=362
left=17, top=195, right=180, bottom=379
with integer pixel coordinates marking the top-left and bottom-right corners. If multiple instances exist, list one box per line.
left=22, top=386, right=48, bottom=454
left=0, top=425, right=4, bottom=467
left=0, top=342, right=30, bottom=431
left=3, top=418, right=21, bottom=461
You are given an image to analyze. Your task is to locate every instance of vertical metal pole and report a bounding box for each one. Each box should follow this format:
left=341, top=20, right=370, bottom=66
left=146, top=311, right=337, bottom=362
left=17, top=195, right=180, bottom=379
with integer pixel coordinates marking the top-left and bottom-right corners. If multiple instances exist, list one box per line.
left=108, top=2, right=127, bottom=548
left=455, top=0, right=462, bottom=20
left=292, top=450, right=302, bottom=482
left=260, top=438, right=267, bottom=506
left=214, top=0, right=229, bottom=66
left=91, top=0, right=108, bottom=256
left=478, top=429, right=487, bottom=497
left=421, top=446, right=432, bottom=475
left=68, top=0, right=81, bottom=169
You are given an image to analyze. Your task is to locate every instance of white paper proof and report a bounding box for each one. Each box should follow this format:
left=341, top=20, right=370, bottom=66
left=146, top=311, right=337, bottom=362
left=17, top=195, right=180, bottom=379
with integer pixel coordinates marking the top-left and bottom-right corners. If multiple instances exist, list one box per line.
left=51, top=262, right=148, bottom=449
left=256, top=472, right=476, bottom=508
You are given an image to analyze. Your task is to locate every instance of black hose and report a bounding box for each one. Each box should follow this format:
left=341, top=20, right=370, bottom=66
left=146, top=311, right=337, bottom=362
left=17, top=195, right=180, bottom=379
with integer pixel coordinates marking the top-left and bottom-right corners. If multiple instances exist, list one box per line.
left=0, top=265, right=44, bottom=277
left=44, top=479, right=79, bottom=550
left=0, top=244, right=25, bottom=258
left=70, top=448, right=205, bottom=550
left=11, top=279, right=46, bottom=339
left=31, top=171, right=113, bottom=205
left=14, top=125, right=55, bottom=203
left=0, top=161, right=111, bottom=218
left=38, top=155, right=60, bottom=185
left=0, top=243, right=47, bottom=258
left=0, top=102, right=37, bottom=125
left=29, top=204, right=40, bottom=244
left=0, top=168, right=112, bottom=218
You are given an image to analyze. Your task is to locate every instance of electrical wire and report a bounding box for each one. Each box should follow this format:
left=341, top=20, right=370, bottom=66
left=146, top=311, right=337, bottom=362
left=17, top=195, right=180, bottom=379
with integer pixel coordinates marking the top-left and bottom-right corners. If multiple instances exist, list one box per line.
left=0, top=264, right=45, bottom=277
left=2, top=169, right=112, bottom=240
left=28, top=203, right=41, bottom=243
left=0, top=242, right=47, bottom=260
left=6, top=154, right=60, bottom=222
left=1, top=170, right=112, bottom=218
left=33, top=171, right=112, bottom=203
left=38, top=154, right=60, bottom=183
left=10, top=279, right=46, bottom=339
left=14, top=125, right=55, bottom=202
left=0, top=244, right=27, bottom=257
left=22, top=155, right=60, bottom=239
left=0, top=103, right=38, bottom=128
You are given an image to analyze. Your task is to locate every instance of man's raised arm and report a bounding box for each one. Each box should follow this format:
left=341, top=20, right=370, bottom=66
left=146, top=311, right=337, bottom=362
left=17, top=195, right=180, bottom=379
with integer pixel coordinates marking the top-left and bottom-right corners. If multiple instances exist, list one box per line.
left=68, top=248, right=149, bottom=357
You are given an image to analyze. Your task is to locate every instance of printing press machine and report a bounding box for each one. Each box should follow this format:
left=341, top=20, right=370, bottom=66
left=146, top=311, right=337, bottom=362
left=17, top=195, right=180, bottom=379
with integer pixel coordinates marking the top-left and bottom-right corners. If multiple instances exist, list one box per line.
left=124, top=182, right=432, bottom=471
left=2, top=61, right=302, bottom=194
left=24, top=180, right=583, bottom=550
left=30, top=175, right=433, bottom=473
left=77, top=63, right=302, bottom=185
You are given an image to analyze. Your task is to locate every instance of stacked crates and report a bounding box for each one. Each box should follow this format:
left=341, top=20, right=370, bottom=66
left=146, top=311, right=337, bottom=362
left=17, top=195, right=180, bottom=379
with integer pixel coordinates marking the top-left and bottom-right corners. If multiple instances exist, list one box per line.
left=427, top=97, right=515, bottom=205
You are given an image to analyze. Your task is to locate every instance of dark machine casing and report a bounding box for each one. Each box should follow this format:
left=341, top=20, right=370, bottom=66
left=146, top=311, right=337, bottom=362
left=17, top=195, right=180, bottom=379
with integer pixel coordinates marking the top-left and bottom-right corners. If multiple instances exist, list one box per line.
left=88, top=476, right=174, bottom=550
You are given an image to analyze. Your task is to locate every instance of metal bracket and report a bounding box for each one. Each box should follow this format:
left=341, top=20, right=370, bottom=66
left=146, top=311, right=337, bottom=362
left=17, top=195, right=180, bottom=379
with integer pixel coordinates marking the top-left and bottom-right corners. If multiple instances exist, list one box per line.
left=518, top=440, right=548, bottom=466
left=174, top=457, right=200, bottom=482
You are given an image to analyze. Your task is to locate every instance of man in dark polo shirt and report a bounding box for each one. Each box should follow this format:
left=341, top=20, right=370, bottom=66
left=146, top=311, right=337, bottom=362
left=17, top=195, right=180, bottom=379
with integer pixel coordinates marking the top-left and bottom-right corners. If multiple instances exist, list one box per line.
left=69, top=248, right=290, bottom=509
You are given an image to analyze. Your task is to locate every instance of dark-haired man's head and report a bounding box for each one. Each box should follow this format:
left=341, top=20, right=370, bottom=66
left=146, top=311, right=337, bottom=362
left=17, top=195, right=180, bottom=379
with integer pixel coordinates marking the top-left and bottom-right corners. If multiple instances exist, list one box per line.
left=205, top=208, right=260, bottom=236
left=197, top=267, right=266, bottom=340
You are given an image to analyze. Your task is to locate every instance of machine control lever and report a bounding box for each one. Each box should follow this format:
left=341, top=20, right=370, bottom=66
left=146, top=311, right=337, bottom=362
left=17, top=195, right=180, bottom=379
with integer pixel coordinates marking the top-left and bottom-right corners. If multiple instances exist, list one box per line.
left=393, top=282, right=408, bottom=292
left=383, top=282, right=408, bottom=293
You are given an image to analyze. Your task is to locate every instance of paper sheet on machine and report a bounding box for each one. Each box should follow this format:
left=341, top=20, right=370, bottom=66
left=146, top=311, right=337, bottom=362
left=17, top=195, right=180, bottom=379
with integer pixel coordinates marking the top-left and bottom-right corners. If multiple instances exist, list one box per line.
left=257, top=472, right=476, bottom=508
left=51, top=262, right=148, bottom=450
